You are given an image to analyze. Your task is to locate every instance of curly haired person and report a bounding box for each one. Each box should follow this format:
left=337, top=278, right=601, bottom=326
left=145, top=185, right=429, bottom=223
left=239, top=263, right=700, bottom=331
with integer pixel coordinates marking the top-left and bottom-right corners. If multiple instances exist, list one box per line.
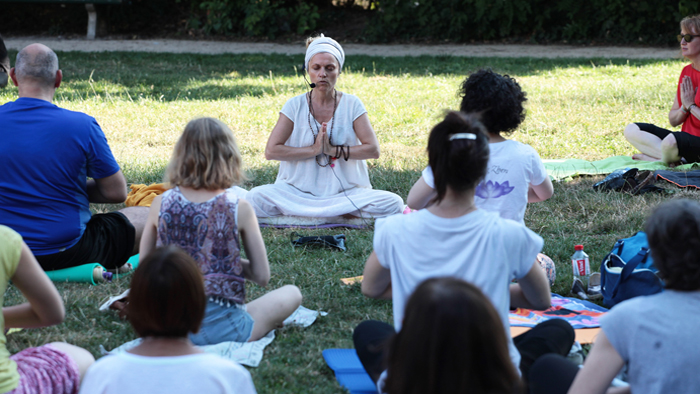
left=407, top=69, right=556, bottom=286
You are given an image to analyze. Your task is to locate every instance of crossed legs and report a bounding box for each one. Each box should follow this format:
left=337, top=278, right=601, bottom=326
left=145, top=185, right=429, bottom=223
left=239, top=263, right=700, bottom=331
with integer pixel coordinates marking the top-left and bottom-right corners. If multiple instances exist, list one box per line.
left=624, top=123, right=681, bottom=164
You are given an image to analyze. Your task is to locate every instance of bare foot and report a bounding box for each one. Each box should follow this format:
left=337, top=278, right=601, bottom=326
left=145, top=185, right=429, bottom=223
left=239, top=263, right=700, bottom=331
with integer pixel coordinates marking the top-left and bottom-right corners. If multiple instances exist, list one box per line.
left=108, top=263, right=133, bottom=274
left=631, top=153, right=660, bottom=162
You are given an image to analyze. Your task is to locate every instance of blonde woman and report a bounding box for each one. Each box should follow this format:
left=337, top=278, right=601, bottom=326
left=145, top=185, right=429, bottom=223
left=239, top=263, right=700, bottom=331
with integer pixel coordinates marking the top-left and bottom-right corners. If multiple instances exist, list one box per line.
left=140, top=118, right=302, bottom=345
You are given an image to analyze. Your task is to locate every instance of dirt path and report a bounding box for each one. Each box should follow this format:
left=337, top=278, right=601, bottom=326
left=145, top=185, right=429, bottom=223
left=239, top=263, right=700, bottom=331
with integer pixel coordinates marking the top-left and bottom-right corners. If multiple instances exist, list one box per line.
left=3, top=36, right=680, bottom=59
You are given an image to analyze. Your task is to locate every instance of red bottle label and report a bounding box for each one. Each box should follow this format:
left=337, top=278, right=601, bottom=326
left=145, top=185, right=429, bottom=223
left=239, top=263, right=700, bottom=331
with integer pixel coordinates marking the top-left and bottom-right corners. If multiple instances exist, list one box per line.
left=574, top=258, right=589, bottom=276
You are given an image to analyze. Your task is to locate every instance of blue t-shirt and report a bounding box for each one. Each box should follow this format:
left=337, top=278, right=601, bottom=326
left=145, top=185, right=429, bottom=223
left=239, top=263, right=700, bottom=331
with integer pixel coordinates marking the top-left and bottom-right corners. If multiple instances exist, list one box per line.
left=0, top=98, right=120, bottom=255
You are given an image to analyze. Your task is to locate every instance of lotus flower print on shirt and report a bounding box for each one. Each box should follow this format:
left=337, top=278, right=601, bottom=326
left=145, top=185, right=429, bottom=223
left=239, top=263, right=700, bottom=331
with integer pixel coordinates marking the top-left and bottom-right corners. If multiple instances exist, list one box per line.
left=475, top=180, right=514, bottom=199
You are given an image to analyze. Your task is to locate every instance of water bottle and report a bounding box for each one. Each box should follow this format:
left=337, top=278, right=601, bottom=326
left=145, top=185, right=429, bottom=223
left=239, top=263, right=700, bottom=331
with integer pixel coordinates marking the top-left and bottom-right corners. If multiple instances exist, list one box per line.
left=571, top=245, right=590, bottom=287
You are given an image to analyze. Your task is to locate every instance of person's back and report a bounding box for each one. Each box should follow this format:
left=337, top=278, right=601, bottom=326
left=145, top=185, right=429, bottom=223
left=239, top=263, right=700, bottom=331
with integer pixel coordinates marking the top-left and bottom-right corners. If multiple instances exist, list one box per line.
left=79, top=246, right=257, bottom=394
left=357, top=113, right=570, bottom=388
left=0, top=43, right=145, bottom=273
left=407, top=69, right=552, bottom=223
left=0, top=99, right=118, bottom=254
left=80, top=351, right=256, bottom=394
left=600, top=290, right=700, bottom=393
left=534, top=199, right=700, bottom=394
left=375, top=207, right=540, bottom=367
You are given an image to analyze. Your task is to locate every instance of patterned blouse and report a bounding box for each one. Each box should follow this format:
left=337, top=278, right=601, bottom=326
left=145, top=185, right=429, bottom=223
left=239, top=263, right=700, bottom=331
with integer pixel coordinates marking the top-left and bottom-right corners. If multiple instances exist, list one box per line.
left=156, top=187, right=245, bottom=305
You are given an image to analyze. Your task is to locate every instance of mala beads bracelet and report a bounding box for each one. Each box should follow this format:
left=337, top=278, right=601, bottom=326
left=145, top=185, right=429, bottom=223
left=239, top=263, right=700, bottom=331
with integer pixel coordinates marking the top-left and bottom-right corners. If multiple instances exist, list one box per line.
left=333, top=145, right=351, bottom=161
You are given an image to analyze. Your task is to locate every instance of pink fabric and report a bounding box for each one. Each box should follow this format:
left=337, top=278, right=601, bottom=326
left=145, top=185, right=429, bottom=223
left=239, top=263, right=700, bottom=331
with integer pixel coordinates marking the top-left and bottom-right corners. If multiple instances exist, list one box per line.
left=8, top=344, right=79, bottom=394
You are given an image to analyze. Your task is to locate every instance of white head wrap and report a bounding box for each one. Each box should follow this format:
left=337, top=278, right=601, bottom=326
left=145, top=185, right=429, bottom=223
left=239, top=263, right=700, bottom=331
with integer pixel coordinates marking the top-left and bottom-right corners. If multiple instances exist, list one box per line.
left=305, top=36, right=345, bottom=71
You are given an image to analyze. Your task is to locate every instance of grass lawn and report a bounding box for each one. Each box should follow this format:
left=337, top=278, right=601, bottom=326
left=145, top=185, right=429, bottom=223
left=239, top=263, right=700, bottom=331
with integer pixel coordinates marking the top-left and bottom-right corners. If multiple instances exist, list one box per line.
left=1, top=51, right=698, bottom=393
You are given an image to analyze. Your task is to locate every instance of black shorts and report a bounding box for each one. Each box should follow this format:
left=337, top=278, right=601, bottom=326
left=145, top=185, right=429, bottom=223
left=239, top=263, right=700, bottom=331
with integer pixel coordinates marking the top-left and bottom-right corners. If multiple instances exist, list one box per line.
left=35, top=212, right=135, bottom=271
left=636, top=122, right=700, bottom=162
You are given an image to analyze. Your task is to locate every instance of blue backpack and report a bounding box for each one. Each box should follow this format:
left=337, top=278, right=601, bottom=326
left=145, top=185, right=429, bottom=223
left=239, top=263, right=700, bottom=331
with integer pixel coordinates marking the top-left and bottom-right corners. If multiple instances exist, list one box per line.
left=600, top=232, right=664, bottom=307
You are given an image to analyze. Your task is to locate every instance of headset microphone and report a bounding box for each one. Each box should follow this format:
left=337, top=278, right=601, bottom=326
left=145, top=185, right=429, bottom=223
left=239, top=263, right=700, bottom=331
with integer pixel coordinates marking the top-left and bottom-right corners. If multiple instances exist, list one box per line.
left=302, top=65, right=316, bottom=89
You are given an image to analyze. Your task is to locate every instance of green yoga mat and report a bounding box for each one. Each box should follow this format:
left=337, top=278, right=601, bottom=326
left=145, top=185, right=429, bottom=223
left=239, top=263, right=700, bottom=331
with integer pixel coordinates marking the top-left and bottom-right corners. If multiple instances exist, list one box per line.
left=45, top=263, right=106, bottom=285
left=44, top=255, right=140, bottom=285
left=544, top=155, right=700, bottom=181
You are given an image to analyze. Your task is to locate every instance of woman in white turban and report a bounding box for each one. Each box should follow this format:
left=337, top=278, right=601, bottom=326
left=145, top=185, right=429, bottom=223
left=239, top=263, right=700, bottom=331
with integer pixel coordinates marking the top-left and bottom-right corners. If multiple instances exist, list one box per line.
left=246, top=36, right=404, bottom=221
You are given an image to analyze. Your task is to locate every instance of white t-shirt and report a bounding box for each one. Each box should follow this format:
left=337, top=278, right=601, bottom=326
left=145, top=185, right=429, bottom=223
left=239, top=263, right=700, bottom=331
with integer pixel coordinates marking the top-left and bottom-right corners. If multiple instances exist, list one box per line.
left=276, top=92, right=370, bottom=196
left=374, top=209, right=543, bottom=369
left=79, top=352, right=257, bottom=394
left=422, top=139, right=547, bottom=224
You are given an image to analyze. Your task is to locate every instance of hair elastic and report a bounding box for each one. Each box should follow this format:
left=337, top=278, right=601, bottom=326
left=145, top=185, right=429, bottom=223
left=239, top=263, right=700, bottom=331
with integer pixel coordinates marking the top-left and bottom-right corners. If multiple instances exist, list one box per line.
left=449, top=133, right=477, bottom=141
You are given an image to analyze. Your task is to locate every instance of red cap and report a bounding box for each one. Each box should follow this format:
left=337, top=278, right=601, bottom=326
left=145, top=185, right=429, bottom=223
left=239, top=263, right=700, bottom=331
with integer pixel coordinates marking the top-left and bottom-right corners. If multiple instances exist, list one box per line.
left=575, top=245, right=584, bottom=251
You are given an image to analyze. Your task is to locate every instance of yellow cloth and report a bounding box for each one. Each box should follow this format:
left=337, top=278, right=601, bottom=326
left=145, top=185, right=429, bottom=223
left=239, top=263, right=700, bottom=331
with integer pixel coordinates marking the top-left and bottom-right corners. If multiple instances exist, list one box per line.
left=0, top=226, right=21, bottom=393
left=125, top=183, right=169, bottom=207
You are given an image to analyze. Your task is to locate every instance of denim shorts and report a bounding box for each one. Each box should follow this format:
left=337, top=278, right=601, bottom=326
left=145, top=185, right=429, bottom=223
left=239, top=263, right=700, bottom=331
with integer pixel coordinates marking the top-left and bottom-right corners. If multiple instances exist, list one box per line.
left=189, top=300, right=255, bottom=345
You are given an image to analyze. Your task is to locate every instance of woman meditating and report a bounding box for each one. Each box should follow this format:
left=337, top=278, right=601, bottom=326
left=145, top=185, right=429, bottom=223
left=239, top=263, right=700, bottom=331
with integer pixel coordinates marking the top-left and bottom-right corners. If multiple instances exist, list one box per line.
left=354, top=112, right=574, bottom=391
left=245, top=36, right=404, bottom=220
left=624, top=15, right=700, bottom=165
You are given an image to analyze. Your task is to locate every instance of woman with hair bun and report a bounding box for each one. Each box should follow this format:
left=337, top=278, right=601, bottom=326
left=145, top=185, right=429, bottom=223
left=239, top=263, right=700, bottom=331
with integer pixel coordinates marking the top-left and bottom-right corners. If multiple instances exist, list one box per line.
left=355, top=112, right=574, bottom=391
left=246, top=35, right=404, bottom=220
left=383, top=277, right=522, bottom=394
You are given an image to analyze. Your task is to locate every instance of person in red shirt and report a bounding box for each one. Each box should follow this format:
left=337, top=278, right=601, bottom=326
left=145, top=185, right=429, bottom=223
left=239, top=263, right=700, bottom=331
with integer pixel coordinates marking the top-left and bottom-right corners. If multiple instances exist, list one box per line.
left=625, top=14, right=700, bottom=165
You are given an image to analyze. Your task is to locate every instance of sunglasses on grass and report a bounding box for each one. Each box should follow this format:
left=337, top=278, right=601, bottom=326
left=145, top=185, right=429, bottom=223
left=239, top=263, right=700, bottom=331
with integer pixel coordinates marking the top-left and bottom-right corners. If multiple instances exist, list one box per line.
left=678, top=34, right=700, bottom=43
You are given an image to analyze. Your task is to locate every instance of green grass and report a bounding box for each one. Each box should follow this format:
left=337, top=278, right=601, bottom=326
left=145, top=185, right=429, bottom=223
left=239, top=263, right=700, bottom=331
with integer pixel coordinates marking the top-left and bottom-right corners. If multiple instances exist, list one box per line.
left=2, top=51, right=699, bottom=393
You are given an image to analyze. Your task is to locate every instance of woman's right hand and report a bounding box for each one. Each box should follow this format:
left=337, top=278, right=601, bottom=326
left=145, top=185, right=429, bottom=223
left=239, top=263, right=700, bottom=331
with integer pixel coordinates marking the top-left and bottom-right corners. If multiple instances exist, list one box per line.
left=312, top=122, right=330, bottom=157
left=680, top=75, right=696, bottom=110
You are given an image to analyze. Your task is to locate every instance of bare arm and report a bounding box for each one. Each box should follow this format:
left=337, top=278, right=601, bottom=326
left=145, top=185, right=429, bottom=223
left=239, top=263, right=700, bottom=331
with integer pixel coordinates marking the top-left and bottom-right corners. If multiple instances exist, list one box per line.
left=361, top=251, right=392, bottom=299
left=265, top=113, right=325, bottom=161
left=138, top=195, right=161, bottom=263
left=87, top=170, right=127, bottom=203
left=528, top=177, right=554, bottom=203
left=670, top=75, right=696, bottom=127
left=238, top=199, right=270, bottom=287
left=3, top=242, right=64, bottom=329
left=407, top=176, right=437, bottom=209
left=510, top=261, right=551, bottom=310
left=340, top=113, right=380, bottom=160
left=568, top=331, right=625, bottom=394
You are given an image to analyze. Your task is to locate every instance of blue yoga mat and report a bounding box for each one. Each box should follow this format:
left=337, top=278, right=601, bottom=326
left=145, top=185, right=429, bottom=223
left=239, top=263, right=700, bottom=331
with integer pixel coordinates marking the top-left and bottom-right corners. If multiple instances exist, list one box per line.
left=322, top=349, right=377, bottom=394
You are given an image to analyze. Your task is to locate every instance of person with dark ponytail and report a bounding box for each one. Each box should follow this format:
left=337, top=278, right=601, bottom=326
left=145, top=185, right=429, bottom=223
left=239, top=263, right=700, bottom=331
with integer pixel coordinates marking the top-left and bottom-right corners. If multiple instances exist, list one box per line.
left=355, top=111, right=574, bottom=392
left=383, top=277, right=522, bottom=394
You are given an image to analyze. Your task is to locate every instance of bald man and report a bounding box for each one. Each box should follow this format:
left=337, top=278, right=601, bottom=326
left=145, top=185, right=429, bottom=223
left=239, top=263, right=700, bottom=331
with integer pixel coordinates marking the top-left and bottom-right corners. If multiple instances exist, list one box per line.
left=0, top=43, right=147, bottom=272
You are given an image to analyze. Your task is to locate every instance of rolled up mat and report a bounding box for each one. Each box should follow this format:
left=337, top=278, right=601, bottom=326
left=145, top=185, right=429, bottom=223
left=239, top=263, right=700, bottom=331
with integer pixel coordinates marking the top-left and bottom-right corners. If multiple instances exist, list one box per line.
left=45, top=263, right=108, bottom=285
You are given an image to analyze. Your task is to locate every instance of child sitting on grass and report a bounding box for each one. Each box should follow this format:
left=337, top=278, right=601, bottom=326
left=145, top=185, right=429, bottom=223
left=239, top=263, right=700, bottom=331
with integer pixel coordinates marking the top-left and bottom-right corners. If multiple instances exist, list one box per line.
left=79, top=246, right=257, bottom=393
left=0, top=225, right=94, bottom=394
left=140, top=117, right=302, bottom=345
